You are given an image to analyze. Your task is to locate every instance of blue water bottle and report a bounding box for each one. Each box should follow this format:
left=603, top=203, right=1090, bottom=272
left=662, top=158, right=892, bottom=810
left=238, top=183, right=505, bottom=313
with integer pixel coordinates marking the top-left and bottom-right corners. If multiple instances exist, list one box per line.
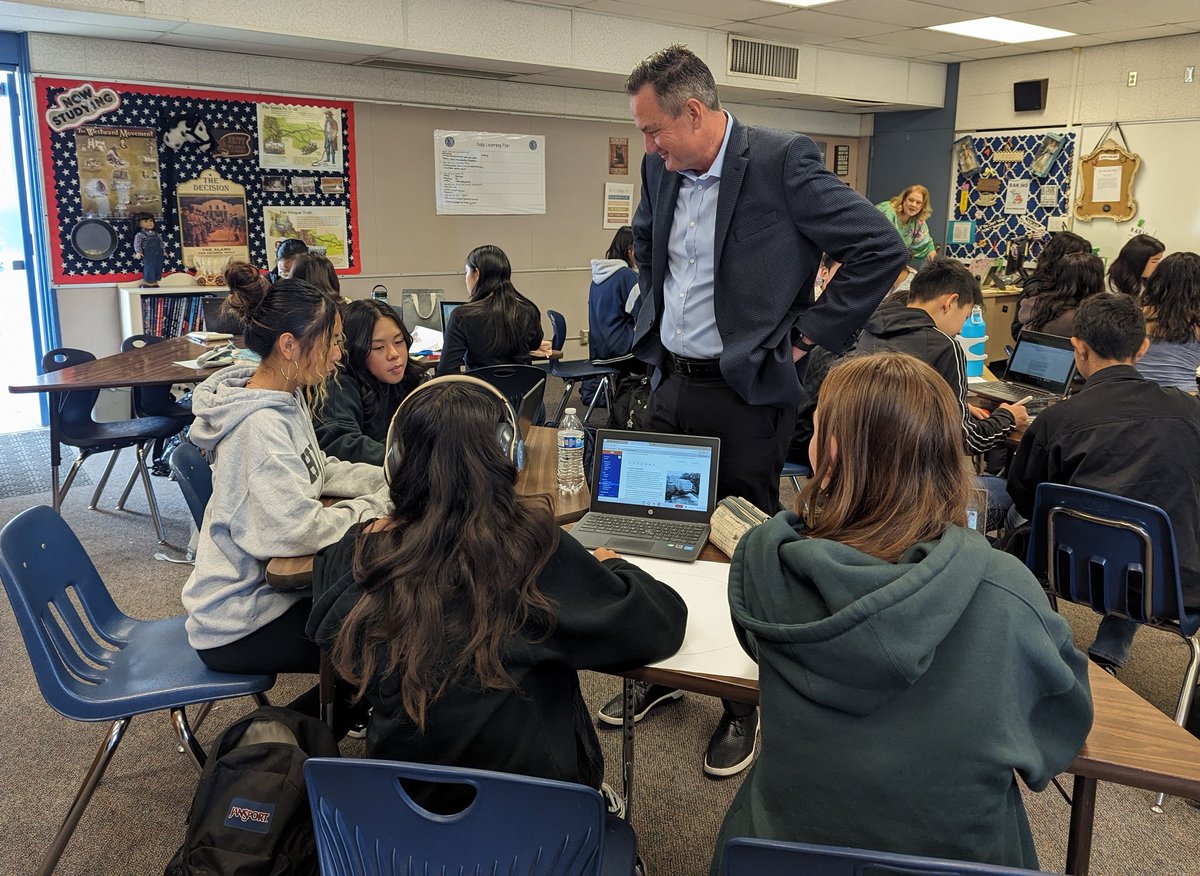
left=961, top=305, right=987, bottom=378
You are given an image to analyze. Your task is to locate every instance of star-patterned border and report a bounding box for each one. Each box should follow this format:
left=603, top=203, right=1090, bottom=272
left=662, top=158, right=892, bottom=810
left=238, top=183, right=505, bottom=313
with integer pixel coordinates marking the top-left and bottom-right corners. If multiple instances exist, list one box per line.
left=37, top=76, right=360, bottom=285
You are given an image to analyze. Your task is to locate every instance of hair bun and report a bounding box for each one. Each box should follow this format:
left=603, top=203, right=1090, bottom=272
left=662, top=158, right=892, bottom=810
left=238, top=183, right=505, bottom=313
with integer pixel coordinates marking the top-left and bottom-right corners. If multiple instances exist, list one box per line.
left=223, top=261, right=269, bottom=318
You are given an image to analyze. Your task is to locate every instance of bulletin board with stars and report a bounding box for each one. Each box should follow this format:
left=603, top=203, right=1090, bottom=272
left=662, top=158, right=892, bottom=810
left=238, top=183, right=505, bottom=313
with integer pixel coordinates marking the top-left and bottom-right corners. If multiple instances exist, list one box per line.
left=944, top=131, right=1075, bottom=264
left=36, top=77, right=359, bottom=285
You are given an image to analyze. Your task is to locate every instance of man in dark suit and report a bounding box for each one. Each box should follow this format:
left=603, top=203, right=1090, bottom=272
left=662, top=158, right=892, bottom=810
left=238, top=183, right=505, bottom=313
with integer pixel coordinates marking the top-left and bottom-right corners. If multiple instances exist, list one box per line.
left=597, top=45, right=908, bottom=778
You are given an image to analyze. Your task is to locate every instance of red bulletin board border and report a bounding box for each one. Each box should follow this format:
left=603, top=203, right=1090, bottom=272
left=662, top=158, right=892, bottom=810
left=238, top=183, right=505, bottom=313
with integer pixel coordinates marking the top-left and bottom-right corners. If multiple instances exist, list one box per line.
left=36, top=76, right=361, bottom=285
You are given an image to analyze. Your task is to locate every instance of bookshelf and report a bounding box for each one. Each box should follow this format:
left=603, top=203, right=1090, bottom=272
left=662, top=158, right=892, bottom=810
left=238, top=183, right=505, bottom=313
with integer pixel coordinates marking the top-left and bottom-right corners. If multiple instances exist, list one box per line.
left=118, top=273, right=228, bottom=339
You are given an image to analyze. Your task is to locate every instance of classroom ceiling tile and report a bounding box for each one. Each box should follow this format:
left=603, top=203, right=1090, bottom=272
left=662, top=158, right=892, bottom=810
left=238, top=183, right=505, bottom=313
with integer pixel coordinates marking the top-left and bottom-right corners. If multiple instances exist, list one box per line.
left=825, top=0, right=969, bottom=28
left=1089, top=24, right=1195, bottom=42
left=581, top=1, right=735, bottom=29
left=1081, top=0, right=1200, bottom=24
left=744, top=10, right=906, bottom=39
left=857, top=28, right=1004, bottom=53
left=725, top=22, right=843, bottom=45
left=1013, top=2, right=1157, bottom=35
left=822, top=38, right=924, bottom=58
left=920, top=0, right=1076, bottom=12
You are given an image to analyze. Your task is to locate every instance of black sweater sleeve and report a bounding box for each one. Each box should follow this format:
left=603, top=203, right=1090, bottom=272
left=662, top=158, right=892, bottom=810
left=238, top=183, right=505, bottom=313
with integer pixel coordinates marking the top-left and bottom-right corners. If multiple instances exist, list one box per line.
left=537, top=533, right=687, bottom=671
left=437, top=311, right=468, bottom=374
left=314, top=376, right=386, bottom=465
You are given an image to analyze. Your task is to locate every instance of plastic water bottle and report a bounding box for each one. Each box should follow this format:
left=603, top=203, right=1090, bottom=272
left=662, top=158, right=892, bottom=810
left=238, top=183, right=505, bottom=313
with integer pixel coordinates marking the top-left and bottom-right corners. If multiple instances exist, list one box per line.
left=557, top=408, right=586, bottom=494
left=960, top=305, right=988, bottom=379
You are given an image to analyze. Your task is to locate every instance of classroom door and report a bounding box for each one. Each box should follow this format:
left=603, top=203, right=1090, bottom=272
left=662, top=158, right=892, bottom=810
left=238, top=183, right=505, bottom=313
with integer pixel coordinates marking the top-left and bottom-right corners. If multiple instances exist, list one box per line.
left=0, top=69, right=42, bottom=433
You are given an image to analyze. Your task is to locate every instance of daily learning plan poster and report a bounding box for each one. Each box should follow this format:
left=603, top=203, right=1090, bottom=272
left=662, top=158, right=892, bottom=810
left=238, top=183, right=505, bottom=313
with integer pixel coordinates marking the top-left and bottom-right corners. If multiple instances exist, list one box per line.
left=434, top=130, right=546, bottom=215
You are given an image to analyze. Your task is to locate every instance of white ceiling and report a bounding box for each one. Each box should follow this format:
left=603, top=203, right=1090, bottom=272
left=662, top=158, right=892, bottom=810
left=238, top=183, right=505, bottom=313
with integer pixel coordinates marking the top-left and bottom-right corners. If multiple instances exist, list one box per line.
left=524, top=0, right=1200, bottom=63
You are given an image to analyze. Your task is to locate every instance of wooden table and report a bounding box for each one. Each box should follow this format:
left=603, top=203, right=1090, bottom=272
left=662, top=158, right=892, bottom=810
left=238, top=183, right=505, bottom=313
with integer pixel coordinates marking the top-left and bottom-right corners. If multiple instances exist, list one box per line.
left=7, top=335, right=223, bottom=512
left=613, top=545, right=1200, bottom=876
left=264, top=424, right=590, bottom=589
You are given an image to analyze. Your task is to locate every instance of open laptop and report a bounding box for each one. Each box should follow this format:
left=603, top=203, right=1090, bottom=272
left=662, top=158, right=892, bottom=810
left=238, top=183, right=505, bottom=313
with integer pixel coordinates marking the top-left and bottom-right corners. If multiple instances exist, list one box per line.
left=970, top=330, right=1077, bottom=406
left=571, top=430, right=719, bottom=562
left=202, top=296, right=245, bottom=334
left=440, top=300, right=465, bottom=330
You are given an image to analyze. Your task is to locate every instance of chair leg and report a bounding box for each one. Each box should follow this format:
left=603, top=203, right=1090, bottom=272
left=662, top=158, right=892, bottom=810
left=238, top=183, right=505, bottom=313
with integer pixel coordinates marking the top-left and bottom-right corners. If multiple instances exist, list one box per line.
left=134, top=444, right=168, bottom=544
left=583, top=376, right=608, bottom=425
left=253, top=692, right=270, bottom=707
left=57, top=455, right=88, bottom=510
left=115, top=466, right=139, bottom=510
left=1152, top=634, right=1200, bottom=812
left=550, top=379, right=577, bottom=427
left=171, top=707, right=207, bottom=772
left=36, top=718, right=130, bottom=876
left=89, top=448, right=122, bottom=509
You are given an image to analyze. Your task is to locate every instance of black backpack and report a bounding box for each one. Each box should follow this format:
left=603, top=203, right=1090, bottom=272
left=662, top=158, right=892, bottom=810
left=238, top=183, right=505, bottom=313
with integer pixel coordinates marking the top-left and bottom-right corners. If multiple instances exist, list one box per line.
left=165, top=706, right=340, bottom=876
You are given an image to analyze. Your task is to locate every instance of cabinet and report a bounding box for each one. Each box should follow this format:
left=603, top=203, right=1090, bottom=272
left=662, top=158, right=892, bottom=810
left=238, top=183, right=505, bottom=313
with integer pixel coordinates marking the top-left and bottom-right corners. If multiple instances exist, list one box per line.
left=981, top=290, right=1020, bottom=365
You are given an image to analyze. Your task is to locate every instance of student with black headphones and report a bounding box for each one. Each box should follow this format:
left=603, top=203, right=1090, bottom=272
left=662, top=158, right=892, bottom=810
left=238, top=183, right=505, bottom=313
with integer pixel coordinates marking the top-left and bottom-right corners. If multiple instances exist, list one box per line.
left=306, top=375, right=686, bottom=801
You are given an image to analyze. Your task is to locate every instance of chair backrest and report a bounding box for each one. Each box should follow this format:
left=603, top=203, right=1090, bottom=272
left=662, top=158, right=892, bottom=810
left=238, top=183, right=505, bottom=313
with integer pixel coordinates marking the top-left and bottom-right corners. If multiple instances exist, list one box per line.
left=468, top=364, right=547, bottom=431
left=42, top=347, right=99, bottom=435
left=171, top=442, right=213, bottom=529
left=304, top=758, right=609, bottom=876
left=0, top=506, right=133, bottom=722
left=547, top=309, right=568, bottom=353
left=121, top=334, right=175, bottom=416
left=724, top=838, right=1047, bottom=875
left=1027, top=483, right=1200, bottom=637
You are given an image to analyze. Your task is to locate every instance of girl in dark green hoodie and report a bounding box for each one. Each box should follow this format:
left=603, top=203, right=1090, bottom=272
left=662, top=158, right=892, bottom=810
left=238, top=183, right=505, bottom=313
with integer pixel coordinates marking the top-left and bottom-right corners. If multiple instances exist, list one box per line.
left=713, top=352, right=1092, bottom=874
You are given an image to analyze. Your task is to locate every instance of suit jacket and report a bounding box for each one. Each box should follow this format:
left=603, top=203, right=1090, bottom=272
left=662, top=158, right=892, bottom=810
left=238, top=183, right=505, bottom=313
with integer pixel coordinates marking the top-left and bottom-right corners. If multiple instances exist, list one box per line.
left=632, top=116, right=908, bottom=407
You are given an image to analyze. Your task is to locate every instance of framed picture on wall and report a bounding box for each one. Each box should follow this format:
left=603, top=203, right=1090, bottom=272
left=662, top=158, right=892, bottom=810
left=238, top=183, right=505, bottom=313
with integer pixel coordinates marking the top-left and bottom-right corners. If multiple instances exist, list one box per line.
left=954, top=135, right=980, bottom=177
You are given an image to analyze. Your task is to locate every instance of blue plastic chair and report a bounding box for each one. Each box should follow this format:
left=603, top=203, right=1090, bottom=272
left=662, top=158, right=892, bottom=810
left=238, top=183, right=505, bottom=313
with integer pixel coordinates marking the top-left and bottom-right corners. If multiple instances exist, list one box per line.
left=724, top=837, right=1046, bottom=874
left=546, top=310, right=622, bottom=426
left=171, top=441, right=213, bottom=530
left=1026, top=483, right=1200, bottom=808
left=305, top=758, right=637, bottom=875
left=780, top=461, right=812, bottom=493
left=0, top=505, right=275, bottom=875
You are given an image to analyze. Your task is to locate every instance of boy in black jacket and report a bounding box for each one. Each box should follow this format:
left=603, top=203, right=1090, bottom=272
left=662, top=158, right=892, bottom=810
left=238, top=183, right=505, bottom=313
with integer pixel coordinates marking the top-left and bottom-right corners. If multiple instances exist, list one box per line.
left=856, top=259, right=1029, bottom=454
left=1007, top=293, right=1200, bottom=671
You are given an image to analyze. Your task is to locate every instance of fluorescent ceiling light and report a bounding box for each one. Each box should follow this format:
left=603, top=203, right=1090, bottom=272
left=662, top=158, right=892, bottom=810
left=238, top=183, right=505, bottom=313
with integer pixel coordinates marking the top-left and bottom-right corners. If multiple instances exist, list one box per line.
left=759, top=1, right=839, bottom=7
left=928, top=16, right=1074, bottom=43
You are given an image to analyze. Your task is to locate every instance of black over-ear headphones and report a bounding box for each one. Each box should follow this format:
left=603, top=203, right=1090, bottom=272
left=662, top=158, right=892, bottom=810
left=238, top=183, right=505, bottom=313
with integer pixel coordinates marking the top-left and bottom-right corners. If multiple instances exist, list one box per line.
left=383, top=375, right=524, bottom=485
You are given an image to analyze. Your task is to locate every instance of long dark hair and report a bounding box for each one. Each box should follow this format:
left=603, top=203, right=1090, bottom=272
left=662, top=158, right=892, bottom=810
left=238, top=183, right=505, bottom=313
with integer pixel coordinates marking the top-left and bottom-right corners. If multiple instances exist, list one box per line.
left=340, top=298, right=427, bottom=420
left=606, top=226, right=634, bottom=268
left=464, top=244, right=541, bottom=354
left=291, top=252, right=341, bottom=295
left=1141, top=252, right=1200, bottom=344
left=331, top=380, right=559, bottom=729
left=1108, top=234, right=1165, bottom=298
left=1028, top=231, right=1092, bottom=288
left=1029, top=252, right=1105, bottom=332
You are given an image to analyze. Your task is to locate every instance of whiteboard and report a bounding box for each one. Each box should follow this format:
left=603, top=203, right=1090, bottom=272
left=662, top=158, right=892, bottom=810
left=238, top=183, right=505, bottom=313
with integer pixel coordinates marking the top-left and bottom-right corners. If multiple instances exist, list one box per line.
left=1076, top=121, right=1200, bottom=261
left=434, top=129, right=546, bottom=215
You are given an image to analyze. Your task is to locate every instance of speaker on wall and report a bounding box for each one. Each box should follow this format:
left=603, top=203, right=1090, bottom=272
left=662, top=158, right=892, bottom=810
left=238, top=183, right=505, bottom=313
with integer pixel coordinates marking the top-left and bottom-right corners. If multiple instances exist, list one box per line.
left=1013, top=79, right=1049, bottom=112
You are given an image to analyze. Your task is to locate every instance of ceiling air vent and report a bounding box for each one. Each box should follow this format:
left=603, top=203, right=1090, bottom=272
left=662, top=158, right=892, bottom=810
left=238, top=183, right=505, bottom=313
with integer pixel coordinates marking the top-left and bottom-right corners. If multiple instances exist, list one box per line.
left=728, top=36, right=800, bottom=82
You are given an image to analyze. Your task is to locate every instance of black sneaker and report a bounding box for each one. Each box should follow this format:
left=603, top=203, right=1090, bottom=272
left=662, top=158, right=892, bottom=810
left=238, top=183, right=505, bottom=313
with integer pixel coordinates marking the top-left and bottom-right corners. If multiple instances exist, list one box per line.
left=597, top=681, right=684, bottom=727
left=703, top=708, right=759, bottom=777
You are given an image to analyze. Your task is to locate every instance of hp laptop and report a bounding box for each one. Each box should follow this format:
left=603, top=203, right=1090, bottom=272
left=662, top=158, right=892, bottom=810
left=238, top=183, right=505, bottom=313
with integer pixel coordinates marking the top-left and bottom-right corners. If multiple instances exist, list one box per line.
left=970, top=330, right=1077, bottom=406
left=571, top=430, right=719, bottom=563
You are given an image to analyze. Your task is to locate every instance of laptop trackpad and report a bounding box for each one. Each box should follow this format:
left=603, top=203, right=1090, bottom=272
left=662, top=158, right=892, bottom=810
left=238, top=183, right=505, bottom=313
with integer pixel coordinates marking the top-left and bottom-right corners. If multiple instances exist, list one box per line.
left=607, top=536, right=657, bottom=552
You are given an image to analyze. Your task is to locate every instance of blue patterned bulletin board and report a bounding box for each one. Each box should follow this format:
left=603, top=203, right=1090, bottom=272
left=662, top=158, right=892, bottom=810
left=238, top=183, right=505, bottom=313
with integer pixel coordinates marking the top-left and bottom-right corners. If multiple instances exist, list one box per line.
left=945, top=132, right=1074, bottom=262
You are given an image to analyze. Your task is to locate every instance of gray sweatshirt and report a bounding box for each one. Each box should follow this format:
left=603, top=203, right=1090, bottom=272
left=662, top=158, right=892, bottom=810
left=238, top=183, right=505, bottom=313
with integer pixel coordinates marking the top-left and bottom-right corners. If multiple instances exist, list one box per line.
left=182, top=365, right=390, bottom=650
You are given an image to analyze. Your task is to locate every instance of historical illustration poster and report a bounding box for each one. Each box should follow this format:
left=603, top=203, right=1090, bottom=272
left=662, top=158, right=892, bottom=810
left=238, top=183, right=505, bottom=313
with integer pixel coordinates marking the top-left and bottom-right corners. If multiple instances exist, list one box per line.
left=74, top=125, right=162, bottom=219
left=263, top=205, right=349, bottom=269
left=257, top=103, right=343, bottom=170
left=176, top=169, right=250, bottom=269
left=608, top=137, right=628, bottom=175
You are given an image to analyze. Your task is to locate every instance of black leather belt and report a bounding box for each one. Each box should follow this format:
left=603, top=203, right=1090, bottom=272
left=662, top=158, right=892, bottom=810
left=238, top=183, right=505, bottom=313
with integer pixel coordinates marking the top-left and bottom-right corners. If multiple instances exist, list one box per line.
left=666, top=353, right=722, bottom=378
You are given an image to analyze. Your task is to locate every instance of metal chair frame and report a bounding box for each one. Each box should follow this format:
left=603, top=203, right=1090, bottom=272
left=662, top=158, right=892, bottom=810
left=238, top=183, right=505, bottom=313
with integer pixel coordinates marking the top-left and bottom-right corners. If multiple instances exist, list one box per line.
left=545, top=310, right=621, bottom=426
left=724, top=837, right=1048, bottom=875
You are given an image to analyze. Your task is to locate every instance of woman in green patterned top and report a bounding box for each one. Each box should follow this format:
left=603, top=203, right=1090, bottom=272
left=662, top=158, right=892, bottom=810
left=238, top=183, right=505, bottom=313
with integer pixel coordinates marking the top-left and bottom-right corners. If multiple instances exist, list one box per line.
left=877, top=184, right=936, bottom=264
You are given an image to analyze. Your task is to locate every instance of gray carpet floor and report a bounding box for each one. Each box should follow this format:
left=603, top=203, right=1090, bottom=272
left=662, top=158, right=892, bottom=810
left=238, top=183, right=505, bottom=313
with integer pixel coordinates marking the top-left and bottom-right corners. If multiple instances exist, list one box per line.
left=0, top=429, right=89, bottom=499
left=1, top=397, right=1199, bottom=874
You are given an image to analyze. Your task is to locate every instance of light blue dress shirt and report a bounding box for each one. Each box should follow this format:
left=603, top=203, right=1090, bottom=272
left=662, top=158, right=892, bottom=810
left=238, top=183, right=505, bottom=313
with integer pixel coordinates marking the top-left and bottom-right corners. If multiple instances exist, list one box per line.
left=660, top=112, right=733, bottom=359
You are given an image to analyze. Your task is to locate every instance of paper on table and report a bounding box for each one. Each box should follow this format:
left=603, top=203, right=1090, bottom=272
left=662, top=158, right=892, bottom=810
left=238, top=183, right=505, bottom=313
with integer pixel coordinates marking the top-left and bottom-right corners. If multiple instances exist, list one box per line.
left=411, top=325, right=444, bottom=355
left=623, top=556, right=759, bottom=681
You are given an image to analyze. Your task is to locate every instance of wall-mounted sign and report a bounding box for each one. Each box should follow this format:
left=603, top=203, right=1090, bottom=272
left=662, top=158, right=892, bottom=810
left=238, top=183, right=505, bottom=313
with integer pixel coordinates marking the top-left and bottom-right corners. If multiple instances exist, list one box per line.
left=609, top=137, right=628, bottom=175
left=45, top=83, right=120, bottom=132
left=434, top=130, right=546, bottom=215
left=74, top=125, right=161, bottom=219
left=1074, top=136, right=1141, bottom=222
left=834, top=144, right=850, bottom=176
left=603, top=182, right=634, bottom=229
left=177, top=168, right=249, bottom=269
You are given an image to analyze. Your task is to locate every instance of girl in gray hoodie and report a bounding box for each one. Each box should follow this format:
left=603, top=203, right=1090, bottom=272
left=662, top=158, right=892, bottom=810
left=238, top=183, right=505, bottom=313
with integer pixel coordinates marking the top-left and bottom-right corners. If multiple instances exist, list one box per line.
left=182, top=264, right=389, bottom=692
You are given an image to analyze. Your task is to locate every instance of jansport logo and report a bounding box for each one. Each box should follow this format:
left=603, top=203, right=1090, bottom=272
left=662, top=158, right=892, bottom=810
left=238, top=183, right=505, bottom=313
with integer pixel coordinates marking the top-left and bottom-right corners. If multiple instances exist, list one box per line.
left=224, top=797, right=276, bottom=834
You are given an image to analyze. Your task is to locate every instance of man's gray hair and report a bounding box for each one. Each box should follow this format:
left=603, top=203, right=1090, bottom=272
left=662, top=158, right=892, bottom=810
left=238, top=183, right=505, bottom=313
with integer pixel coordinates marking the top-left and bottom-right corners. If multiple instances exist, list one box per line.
left=625, top=44, right=720, bottom=116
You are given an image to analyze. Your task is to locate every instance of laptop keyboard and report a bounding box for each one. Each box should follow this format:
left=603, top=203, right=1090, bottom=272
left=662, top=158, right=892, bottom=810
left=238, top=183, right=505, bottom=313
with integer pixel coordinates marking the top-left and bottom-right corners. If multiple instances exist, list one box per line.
left=982, top=380, right=1057, bottom=400
left=575, top=513, right=707, bottom=545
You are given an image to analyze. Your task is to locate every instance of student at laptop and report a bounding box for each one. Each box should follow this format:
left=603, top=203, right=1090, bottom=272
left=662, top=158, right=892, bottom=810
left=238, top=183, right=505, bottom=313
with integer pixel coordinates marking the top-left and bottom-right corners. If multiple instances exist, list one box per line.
left=1010, top=231, right=1091, bottom=340
left=315, top=299, right=429, bottom=465
left=308, top=378, right=686, bottom=806
left=1016, top=251, right=1105, bottom=338
left=855, top=259, right=1028, bottom=454
left=711, top=352, right=1091, bottom=875
left=437, top=245, right=544, bottom=375
left=1007, top=293, right=1200, bottom=672
left=1136, top=251, right=1200, bottom=392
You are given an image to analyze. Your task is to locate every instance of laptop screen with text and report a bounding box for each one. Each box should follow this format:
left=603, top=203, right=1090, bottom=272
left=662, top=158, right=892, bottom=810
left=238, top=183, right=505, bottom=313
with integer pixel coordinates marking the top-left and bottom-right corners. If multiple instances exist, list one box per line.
left=595, top=435, right=715, bottom=514
left=1004, top=332, right=1076, bottom=393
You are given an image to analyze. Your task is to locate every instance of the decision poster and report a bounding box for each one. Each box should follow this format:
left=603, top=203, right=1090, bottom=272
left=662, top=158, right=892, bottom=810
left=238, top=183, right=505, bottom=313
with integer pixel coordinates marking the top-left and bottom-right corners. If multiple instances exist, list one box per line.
left=177, top=169, right=250, bottom=269
left=74, top=125, right=162, bottom=219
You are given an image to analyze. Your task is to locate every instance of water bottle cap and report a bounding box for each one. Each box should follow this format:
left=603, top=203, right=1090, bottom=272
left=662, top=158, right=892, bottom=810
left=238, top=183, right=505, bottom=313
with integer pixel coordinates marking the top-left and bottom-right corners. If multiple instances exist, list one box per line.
left=564, top=407, right=577, bottom=414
